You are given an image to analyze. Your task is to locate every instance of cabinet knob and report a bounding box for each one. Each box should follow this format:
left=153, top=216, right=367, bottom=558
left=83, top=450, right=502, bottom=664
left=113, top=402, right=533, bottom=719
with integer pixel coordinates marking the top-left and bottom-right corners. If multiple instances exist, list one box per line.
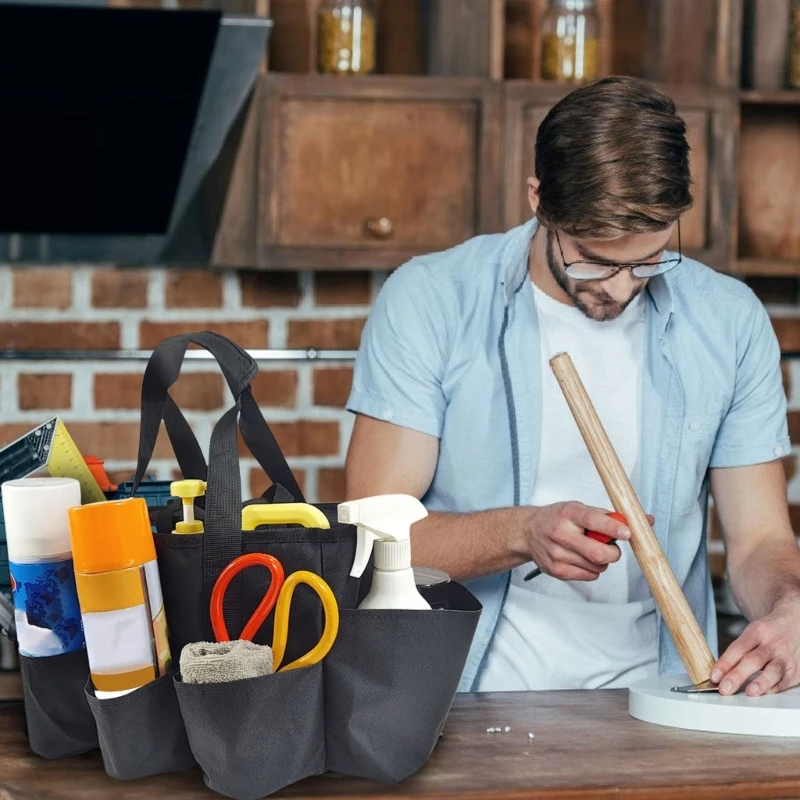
left=365, top=217, right=393, bottom=239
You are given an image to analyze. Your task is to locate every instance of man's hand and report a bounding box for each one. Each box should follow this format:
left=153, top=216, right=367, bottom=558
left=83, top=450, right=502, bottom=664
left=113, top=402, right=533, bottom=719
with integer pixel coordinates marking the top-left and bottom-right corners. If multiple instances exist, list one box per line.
left=709, top=461, right=800, bottom=697
left=526, top=502, right=652, bottom=582
left=711, top=594, right=800, bottom=696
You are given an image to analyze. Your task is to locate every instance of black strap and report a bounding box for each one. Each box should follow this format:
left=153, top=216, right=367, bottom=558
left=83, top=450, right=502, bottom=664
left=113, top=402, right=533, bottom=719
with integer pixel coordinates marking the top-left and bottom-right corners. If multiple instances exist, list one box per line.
left=260, top=483, right=297, bottom=504
left=241, top=482, right=297, bottom=508
left=162, top=396, right=208, bottom=482
left=133, top=331, right=304, bottom=501
left=239, top=388, right=304, bottom=501
left=133, top=331, right=257, bottom=493
left=203, top=398, right=245, bottom=638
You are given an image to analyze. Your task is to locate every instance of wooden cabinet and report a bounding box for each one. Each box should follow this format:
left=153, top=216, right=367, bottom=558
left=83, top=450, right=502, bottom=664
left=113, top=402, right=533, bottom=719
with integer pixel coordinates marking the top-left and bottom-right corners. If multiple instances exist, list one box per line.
left=253, top=75, right=502, bottom=269
left=502, top=82, right=739, bottom=272
left=611, top=0, right=742, bottom=89
left=736, top=96, right=800, bottom=276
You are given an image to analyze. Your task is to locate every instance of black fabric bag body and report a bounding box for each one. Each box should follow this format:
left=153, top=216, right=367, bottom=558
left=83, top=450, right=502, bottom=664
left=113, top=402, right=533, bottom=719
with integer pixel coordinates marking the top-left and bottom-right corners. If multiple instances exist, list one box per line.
left=15, top=331, right=481, bottom=799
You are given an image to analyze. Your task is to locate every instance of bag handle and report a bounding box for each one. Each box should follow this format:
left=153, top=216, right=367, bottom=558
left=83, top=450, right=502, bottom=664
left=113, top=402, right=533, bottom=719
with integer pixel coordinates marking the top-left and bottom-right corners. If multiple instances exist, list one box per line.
left=150, top=391, right=301, bottom=496
left=201, top=391, right=302, bottom=639
left=162, top=395, right=208, bottom=482
left=203, top=396, right=247, bottom=637
left=133, top=331, right=304, bottom=501
left=238, top=386, right=305, bottom=500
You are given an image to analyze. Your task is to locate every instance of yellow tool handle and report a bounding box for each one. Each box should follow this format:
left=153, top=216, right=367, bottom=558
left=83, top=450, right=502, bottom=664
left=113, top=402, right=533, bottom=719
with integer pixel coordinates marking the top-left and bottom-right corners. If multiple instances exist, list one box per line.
left=242, top=503, right=330, bottom=531
left=271, top=571, right=339, bottom=673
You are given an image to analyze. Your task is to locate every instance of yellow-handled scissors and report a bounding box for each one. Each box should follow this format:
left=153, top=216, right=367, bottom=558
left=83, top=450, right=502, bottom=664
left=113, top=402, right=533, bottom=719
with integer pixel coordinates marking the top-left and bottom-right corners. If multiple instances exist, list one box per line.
left=210, top=553, right=339, bottom=672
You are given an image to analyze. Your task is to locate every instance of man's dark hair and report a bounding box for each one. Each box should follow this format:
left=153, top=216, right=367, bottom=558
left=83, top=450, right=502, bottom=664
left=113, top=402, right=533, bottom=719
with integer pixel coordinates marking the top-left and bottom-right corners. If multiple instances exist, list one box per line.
left=535, top=76, right=693, bottom=238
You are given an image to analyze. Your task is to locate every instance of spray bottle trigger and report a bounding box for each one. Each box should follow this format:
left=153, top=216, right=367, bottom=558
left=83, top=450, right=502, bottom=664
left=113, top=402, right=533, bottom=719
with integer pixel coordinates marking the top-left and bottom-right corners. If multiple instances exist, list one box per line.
left=349, top=526, right=380, bottom=578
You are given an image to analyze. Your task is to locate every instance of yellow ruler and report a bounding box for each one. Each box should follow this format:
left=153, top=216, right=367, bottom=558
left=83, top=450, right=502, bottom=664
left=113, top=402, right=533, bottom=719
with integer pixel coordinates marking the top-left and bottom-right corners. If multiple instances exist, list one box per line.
left=47, top=419, right=107, bottom=503
left=0, top=417, right=106, bottom=504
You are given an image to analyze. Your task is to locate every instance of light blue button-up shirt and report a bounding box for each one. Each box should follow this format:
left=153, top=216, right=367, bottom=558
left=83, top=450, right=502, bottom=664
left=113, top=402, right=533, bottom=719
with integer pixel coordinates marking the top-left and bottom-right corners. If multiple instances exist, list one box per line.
left=347, top=219, right=790, bottom=692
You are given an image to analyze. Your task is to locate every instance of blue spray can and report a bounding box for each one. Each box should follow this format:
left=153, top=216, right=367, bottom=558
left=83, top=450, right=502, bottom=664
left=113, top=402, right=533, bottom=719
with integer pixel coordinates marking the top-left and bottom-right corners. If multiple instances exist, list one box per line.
left=1, top=477, right=84, bottom=657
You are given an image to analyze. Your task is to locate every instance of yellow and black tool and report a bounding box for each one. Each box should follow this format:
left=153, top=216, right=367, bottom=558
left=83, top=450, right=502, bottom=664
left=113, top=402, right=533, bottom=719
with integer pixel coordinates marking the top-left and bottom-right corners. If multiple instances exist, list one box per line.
left=0, top=417, right=105, bottom=504
left=169, top=480, right=331, bottom=534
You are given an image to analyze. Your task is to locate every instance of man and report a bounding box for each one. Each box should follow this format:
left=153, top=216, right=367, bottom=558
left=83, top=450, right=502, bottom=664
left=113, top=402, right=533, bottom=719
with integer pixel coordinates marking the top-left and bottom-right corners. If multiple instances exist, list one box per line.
left=344, top=76, right=800, bottom=697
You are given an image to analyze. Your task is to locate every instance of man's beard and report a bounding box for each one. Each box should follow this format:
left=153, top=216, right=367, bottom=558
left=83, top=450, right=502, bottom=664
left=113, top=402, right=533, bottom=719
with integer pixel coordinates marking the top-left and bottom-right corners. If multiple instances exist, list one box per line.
left=545, top=230, right=644, bottom=322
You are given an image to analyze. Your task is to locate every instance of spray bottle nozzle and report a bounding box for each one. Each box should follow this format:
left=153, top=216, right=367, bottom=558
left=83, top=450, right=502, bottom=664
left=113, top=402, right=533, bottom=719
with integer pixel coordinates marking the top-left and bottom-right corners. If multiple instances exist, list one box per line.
left=338, top=494, right=431, bottom=610
left=338, top=494, right=428, bottom=579
left=170, top=479, right=207, bottom=535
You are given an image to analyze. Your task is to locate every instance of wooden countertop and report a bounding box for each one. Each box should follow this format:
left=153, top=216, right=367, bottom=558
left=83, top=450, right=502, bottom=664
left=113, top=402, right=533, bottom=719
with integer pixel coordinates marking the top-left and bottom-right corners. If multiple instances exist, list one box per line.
left=3, top=689, right=800, bottom=799
left=0, top=670, right=22, bottom=701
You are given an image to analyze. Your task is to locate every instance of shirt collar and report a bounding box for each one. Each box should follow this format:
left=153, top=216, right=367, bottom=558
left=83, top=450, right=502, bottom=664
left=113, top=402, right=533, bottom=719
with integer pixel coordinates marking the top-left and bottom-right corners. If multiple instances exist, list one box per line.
left=500, top=218, right=538, bottom=305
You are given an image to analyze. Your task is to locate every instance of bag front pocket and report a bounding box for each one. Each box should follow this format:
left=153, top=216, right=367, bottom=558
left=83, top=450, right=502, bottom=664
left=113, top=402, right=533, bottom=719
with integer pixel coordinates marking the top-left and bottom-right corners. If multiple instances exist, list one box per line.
left=324, top=583, right=481, bottom=783
left=85, top=669, right=195, bottom=780
left=19, top=648, right=98, bottom=759
left=174, top=663, right=325, bottom=800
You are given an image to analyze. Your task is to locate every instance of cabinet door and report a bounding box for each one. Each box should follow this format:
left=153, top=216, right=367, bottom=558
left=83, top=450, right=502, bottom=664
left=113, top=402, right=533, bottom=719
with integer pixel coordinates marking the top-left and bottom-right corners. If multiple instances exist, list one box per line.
left=257, top=75, right=502, bottom=269
left=503, top=82, right=738, bottom=272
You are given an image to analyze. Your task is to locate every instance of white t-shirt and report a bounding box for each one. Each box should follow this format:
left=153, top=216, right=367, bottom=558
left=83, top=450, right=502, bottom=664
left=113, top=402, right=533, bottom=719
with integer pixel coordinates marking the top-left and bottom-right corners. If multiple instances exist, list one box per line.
left=478, top=281, right=658, bottom=691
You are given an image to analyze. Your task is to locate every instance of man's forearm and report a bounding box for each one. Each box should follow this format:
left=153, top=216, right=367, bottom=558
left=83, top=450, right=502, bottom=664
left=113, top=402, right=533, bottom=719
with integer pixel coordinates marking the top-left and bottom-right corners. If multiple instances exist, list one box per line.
left=729, top=539, right=800, bottom=620
left=410, top=508, right=532, bottom=584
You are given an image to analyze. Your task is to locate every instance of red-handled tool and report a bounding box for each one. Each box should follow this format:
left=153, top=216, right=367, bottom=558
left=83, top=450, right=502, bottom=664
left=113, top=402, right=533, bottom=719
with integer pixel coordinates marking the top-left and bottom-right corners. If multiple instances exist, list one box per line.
left=584, top=510, right=626, bottom=543
left=523, top=511, right=626, bottom=581
left=209, top=552, right=340, bottom=672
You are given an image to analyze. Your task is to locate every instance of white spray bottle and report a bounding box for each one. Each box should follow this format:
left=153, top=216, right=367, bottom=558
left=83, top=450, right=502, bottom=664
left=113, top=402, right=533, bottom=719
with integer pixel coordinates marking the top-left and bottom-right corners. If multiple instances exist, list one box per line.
left=338, top=494, right=431, bottom=611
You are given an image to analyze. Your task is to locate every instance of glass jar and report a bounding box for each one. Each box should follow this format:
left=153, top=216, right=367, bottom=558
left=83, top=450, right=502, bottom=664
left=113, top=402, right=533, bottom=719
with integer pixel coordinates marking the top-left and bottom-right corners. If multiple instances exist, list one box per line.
left=540, top=0, right=600, bottom=83
left=790, top=0, right=800, bottom=89
left=317, top=0, right=377, bottom=76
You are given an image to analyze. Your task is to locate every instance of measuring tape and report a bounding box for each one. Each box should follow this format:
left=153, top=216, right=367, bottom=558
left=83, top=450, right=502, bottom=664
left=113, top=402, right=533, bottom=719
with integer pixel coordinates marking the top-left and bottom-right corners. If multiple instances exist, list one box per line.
left=0, top=417, right=106, bottom=504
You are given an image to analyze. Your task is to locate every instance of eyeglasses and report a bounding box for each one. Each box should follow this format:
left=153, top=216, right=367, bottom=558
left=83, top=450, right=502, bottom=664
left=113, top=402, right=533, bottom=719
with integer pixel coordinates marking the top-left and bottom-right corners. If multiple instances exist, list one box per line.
left=554, top=222, right=682, bottom=281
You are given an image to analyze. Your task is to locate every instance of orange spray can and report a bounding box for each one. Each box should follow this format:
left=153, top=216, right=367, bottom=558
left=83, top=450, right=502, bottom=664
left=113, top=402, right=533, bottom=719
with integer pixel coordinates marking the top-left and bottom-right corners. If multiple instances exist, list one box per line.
left=68, top=498, right=171, bottom=699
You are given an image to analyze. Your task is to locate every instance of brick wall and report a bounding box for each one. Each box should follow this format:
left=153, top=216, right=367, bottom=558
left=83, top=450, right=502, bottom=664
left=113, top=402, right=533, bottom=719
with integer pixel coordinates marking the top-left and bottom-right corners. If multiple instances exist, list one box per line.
left=2, top=269, right=800, bottom=566
left=0, top=265, right=388, bottom=503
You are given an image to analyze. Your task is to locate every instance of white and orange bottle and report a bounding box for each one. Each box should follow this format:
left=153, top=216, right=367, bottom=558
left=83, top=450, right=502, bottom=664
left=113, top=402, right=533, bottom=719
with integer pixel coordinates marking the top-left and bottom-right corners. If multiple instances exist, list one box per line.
left=68, top=498, right=171, bottom=699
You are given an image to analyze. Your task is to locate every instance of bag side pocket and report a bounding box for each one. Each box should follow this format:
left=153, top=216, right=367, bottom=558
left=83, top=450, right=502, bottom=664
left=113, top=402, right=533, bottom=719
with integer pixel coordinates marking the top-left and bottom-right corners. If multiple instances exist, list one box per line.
left=175, top=663, right=325, bottom=800
left=85, top=669, right=195, bottom=780
left=324, top=583, right=481, bottom=783
left=19, top=649, right=98, bottom=759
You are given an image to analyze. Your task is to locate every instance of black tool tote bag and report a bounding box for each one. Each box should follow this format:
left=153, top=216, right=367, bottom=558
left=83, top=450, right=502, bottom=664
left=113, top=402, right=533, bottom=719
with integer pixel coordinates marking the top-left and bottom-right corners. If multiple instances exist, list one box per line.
left=71, top=331, right=481, bottom=800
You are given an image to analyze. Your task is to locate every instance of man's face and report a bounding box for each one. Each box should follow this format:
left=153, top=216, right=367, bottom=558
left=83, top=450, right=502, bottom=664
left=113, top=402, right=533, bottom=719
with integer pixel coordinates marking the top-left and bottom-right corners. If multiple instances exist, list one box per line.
left=545, top=226, right=675, bottom=322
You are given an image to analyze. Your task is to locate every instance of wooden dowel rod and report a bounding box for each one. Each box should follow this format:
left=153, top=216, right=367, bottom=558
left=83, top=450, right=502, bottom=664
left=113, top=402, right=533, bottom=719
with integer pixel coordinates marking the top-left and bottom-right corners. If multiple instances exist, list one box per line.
left=550, top=351, right=715, bottom=685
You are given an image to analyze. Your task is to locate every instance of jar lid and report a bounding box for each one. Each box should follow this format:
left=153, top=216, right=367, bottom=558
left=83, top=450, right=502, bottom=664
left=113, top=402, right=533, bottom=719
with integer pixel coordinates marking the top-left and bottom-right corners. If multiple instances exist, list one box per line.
left=413, top=566, right=450, bottom=588
left=550, top=0, right=596, bottom=10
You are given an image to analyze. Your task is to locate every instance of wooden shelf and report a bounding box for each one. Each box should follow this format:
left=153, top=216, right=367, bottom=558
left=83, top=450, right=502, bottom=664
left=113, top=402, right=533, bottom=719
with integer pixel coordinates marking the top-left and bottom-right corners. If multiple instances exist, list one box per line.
left=0, top=671, right=22, bottom=702
left=740, top=90, right=800, bottom=105
left=736, top=259, right=800, bottom=276
left=269, top=0, right=504, bottom=78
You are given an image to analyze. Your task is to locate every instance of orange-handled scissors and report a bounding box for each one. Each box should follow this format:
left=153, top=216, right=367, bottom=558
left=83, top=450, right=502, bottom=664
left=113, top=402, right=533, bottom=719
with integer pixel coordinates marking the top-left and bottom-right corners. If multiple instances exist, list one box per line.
left=210, top=553, right=339, bottom=672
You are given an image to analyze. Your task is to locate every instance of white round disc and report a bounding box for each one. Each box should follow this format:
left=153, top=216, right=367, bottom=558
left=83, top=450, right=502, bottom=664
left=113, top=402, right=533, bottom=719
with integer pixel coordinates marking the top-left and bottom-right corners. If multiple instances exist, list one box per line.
left=628, top=674, right=800, bottom=737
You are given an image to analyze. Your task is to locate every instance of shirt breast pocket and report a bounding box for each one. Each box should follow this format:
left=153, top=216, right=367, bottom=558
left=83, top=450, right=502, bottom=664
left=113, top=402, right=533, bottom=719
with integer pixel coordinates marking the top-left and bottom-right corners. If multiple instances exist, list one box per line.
left=671, top=413, right=723, bottom=516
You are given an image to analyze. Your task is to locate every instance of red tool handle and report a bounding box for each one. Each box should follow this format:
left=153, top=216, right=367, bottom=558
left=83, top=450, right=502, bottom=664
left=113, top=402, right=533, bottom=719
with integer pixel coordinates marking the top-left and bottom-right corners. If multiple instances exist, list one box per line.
left=522, top=510, right=627, bottom=582
left=585, top=511, right=627, bottom=544
left=210, top=552, right=285, bottom=643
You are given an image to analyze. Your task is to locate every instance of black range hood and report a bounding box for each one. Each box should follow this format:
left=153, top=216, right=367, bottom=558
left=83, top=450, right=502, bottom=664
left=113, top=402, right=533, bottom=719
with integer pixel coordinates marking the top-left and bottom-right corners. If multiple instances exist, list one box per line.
left=0, top=2, right=270, bottom=264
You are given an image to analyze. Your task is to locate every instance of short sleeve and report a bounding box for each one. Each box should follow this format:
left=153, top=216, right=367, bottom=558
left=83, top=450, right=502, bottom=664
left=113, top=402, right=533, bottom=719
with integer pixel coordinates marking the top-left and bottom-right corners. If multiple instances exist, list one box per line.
left=709, top=296, right=790, bottom=468
left=347, top=262, right=448, bottom=439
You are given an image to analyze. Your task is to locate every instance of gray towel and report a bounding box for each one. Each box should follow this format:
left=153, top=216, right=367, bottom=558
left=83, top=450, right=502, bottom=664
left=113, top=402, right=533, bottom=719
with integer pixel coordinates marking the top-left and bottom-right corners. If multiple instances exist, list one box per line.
left=180, top=639, right=274, bottom=684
